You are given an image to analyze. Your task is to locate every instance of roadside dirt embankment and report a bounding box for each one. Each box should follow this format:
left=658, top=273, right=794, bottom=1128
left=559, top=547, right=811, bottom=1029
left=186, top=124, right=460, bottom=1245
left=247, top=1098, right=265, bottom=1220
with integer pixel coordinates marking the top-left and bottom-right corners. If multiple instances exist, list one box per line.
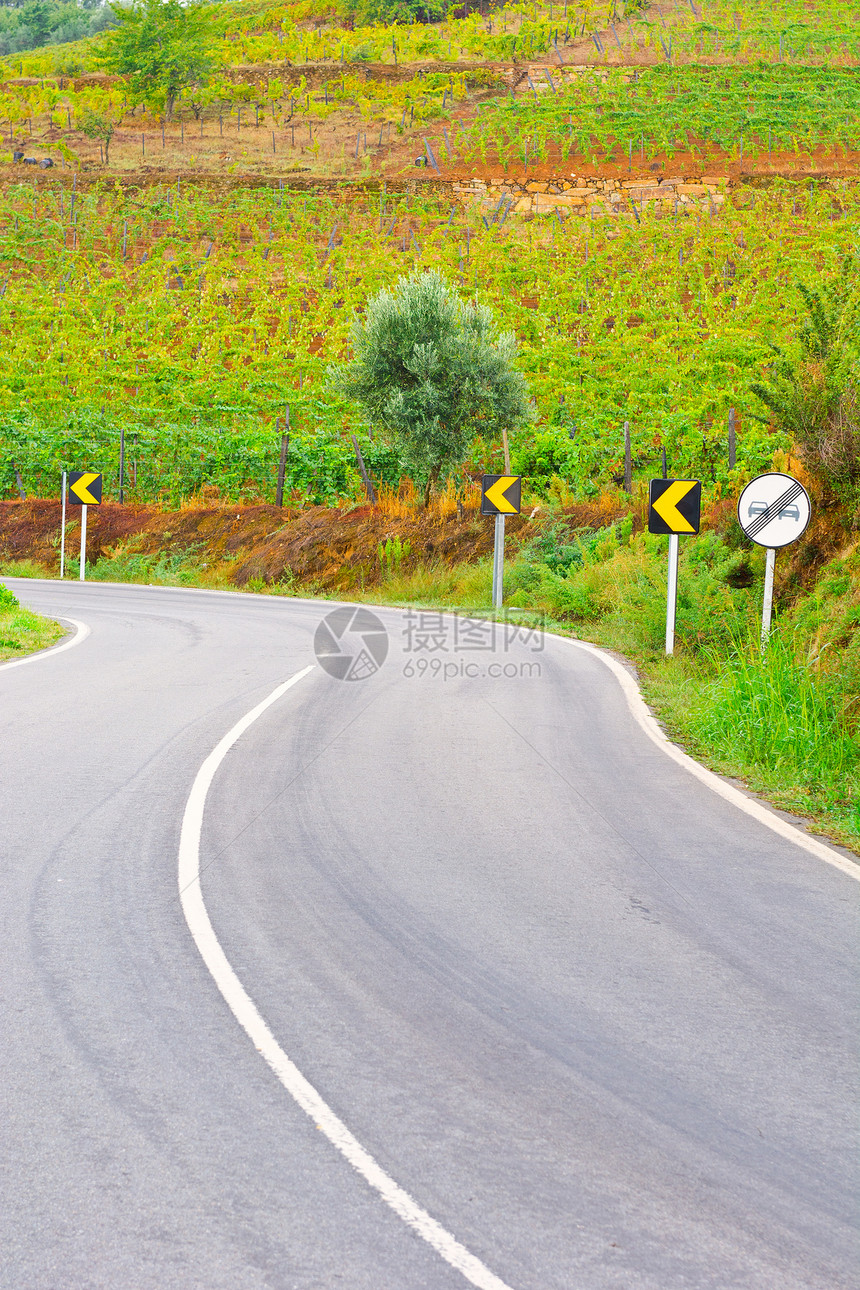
left=0, top=498, right=533, bottom=591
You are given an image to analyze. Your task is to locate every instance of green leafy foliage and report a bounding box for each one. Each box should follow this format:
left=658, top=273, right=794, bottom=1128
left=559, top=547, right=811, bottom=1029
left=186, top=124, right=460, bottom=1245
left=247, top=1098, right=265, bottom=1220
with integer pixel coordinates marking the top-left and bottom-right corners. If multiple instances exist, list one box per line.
left=78, top=86, right=124, bottom=163
left=459, top=65, right=860, bottom=170
left=512, top=523, right=758, bottom=650
left=4, top=0, right=860, bottom=79
left=347, top=0, right=443, bottom=25
left=0, top=406, right=402, bottom=505
left=0, top=0, right=114, bottom=58
left=751, top=258, right=860, bottom=508
left=330, top=268, right=532, bottom=498
left=99, top=0, right=220, bottom=117
left=377, top=535, right=412, bottom=572
left=0, top=580, right=19, bottom=610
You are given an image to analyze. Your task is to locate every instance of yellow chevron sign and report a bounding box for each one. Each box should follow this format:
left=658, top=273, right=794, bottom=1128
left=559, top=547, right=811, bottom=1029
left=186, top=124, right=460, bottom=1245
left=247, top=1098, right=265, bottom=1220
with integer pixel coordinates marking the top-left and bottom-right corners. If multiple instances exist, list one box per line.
left=68, top=471, right=103, bottom=506
left=481, top=474, right=522, bottom=516
left=648, top=479, right=701, bottom=535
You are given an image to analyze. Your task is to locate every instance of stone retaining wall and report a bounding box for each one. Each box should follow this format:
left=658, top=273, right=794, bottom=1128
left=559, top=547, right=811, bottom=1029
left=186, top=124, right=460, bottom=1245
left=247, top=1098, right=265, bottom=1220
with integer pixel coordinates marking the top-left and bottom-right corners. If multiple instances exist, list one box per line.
left=453, top=174, right=730, bottom=216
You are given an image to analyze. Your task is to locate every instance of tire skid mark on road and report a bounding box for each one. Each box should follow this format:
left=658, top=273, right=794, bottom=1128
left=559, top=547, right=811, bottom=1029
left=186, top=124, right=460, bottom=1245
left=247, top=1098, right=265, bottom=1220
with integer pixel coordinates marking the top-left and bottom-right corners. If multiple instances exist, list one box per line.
left=178, top=665, right=516, bottom=1290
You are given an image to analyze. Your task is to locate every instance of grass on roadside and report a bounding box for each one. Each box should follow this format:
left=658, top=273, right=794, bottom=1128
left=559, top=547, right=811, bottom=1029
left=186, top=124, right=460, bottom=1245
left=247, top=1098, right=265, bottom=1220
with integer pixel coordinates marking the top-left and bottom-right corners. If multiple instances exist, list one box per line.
left=0, top=581, right=65, bottom=662
left=645, top=636, right=860, bottom=846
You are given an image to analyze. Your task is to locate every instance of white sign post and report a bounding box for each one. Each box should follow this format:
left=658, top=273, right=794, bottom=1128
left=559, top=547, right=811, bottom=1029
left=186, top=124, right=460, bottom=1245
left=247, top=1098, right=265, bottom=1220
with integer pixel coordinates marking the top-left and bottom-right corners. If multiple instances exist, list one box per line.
left=665, top=532, right=679, bottom=655
left=79, top=504, right=88, bottom=582
left=59, top=471, right=67, bottom=579
left=492, top=514, right=506, bottom=609
left=737, top=472, right=811, bottom=649
left=761, top=546, right=776, bottom=644
left=648, top=478, right=702, bottom=657
left=66, top=471, right=102, bottom=581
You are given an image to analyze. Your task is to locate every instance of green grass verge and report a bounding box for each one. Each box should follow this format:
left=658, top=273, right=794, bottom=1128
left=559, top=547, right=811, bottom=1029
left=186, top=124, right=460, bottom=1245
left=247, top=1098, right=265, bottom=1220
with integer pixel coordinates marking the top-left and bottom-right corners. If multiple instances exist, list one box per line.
left=0, top=581, right=66, bottom=662
left=643, top=640, right=860, bottom=845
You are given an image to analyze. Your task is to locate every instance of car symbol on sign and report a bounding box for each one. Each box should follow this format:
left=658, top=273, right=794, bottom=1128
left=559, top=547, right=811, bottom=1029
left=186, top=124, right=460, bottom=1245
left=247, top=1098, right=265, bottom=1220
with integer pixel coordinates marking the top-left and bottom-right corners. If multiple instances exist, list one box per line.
left=748, top=500, right=801, bottom=521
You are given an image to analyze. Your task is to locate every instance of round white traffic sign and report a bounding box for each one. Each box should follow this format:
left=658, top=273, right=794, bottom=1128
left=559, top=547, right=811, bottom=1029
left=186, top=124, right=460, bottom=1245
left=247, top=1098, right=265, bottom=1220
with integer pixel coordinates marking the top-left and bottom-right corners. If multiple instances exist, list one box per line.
left=737, top=472, right=811, bottom=548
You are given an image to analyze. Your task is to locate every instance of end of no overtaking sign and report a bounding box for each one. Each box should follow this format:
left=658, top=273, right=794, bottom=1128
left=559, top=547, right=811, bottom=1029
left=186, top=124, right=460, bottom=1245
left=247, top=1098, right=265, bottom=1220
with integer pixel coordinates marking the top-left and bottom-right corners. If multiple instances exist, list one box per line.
left=737, top=473, right=811, bottom=548
left=737, top=471, right=812, bottom=649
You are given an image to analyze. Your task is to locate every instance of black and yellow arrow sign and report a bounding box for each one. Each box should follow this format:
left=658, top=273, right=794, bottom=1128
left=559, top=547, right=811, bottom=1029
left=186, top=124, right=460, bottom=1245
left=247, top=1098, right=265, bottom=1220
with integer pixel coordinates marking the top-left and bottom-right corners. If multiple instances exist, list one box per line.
left=648, top=478, right=701, bottom=535
left=481, top=474, right=522, bottom=516
left=68, top=471, right=103, bottom=506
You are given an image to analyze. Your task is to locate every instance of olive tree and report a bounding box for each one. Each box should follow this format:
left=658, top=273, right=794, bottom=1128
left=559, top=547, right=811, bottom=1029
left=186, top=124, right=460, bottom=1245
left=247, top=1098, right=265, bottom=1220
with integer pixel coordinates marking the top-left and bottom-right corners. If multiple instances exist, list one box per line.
left=329, top=269, right=532, bottom=505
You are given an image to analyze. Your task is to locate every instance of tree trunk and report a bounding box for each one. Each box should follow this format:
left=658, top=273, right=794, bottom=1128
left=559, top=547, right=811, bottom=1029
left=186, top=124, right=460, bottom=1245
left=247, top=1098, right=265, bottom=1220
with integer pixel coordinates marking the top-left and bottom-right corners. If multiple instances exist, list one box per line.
left=423, top=464, right=440, bottom=509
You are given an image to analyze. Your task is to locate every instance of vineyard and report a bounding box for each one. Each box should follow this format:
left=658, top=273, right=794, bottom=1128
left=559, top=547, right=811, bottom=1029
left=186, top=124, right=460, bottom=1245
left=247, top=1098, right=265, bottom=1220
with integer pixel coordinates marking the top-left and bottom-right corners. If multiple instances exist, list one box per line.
left=1, top=172, right=856, bottom=503
left=0, top=0, right=858, bottom=506
left=457, top=64, right=860, bottom=171
left=6, top=0, right=860, bottom=77
left=1, top=1, right=859, bottom=180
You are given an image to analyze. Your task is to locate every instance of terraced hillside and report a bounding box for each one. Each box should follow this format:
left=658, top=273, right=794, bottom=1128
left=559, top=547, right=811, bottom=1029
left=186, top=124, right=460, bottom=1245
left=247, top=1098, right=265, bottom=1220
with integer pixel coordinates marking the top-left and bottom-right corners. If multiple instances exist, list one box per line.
left=0, top=0, right=858, bottom=505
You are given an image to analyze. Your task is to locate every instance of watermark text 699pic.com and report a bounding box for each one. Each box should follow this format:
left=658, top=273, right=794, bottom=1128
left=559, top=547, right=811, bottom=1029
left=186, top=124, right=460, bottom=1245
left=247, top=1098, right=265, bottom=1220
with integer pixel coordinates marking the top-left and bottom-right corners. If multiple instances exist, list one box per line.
left=401, top=610, right=544, bottom=681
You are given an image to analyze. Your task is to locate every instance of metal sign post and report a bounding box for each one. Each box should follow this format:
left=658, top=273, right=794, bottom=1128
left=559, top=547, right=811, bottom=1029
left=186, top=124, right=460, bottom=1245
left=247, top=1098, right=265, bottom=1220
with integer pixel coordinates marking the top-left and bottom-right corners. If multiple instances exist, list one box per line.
left=761, top=546, right=776, bottom=648
left=736, top=472, right=811, bottom=651
left=59, top=470, right=67, bottom=579
left=665, top=533, right=679, bottom=656
left=481, top=475, right=522, bottom=610
left=648, top=478, right=702, bottom=657
left=492, top=514, right=506, bottom=609
left=79, top=504, right=88, bottom=581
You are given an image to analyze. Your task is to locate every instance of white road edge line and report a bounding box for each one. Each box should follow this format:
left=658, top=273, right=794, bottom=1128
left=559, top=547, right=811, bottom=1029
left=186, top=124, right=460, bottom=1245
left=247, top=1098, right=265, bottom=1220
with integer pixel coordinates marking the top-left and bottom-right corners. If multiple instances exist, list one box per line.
left=559, top=636, right=860, bottom=883
left=177, top=665, right=515, bottom=1290
left=0, top=616, right=90, bottom=672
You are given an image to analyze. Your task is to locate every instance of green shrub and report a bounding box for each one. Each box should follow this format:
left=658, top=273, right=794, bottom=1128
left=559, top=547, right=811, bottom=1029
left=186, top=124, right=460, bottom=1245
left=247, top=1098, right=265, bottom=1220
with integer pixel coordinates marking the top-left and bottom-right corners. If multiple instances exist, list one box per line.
left=0, top=582, right=19, bottom=611
left=511, top=524, right=757, bottom=650
left=90, top=545, right=205, bottom=585
left=751, top=264, right=860, bottom=511
left=520, top=520, right=592, bottom=575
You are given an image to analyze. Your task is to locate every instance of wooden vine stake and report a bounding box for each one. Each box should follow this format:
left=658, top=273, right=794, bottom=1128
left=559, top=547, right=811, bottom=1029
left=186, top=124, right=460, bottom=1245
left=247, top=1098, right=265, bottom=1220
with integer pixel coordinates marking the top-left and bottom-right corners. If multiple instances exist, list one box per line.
left=276, top=408, right=290, bottom=506
left=351, top=436, right=377, bottom=504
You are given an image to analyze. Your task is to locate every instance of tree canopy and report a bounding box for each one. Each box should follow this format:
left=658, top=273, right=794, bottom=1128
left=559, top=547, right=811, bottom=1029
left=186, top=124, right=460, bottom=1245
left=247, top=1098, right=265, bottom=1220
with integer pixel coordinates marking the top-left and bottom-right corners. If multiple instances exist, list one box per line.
left=99, top=0, right=219, bottom=118
left=0, top=0, right=113, bottom=58
left=330, top=269, right=532, bottom=502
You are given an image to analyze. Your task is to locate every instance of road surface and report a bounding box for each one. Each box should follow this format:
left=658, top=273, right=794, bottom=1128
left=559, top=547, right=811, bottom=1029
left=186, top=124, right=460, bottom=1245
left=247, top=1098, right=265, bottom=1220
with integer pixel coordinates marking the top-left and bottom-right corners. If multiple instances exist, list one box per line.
left=1, top=579, right=857, bottom=1290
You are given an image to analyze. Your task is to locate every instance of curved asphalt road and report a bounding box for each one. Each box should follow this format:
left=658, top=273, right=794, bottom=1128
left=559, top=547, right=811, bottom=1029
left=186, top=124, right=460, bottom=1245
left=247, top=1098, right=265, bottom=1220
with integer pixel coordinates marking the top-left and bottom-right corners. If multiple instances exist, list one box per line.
left=1, top=579, right=857, bottom=1290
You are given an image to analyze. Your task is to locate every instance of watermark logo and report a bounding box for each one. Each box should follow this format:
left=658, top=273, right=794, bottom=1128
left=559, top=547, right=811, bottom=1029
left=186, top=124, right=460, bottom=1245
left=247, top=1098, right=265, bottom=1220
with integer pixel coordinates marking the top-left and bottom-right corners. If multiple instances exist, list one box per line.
left=314, top=606, right=389, bottom=681
left=314, top=607, right=546, bottom=682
